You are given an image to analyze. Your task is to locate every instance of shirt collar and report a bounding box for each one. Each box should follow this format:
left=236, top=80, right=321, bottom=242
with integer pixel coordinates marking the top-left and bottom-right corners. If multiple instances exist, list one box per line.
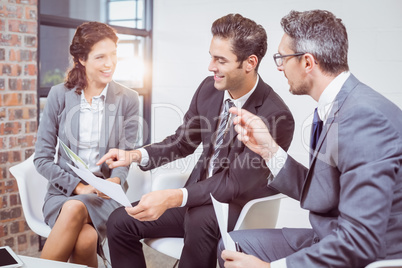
left=81, top=84, right=109, bottom=104
left=317, top=71, right=350, bottom=122
left=223, top=75, right=259, bottom=109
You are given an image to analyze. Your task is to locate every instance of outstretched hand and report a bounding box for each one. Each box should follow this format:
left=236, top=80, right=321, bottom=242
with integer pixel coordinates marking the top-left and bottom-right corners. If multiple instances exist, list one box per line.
left=229, top=107, right=279, bottom=162
left=96, top=149, right=141, bottom=169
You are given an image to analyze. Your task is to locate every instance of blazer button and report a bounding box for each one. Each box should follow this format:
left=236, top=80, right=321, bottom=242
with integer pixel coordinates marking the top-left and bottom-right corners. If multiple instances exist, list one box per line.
left=59, top=186, right=63, bottom=190
left=313, top=237, right=320, bottom=244
left=63, top=189, right=67, bottom=194
left=55, top=183, right=59, bottom=188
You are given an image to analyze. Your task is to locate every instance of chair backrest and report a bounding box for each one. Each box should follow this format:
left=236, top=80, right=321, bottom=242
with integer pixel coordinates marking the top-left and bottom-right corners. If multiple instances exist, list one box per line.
left=151, top=172, right=189, bottom=192
left=125, top=163, right=152, bottom=202
left=9, top=153, right=51, bottom=237
left=234, top=194, right=285, bottom=230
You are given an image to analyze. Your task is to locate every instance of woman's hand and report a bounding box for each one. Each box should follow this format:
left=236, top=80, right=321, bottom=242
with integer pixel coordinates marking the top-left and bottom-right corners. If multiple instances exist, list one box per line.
left=74, top=182, right=96, bottom=195
left=73, top=176, right=121, bottom=199
left=95, top=177, right=121, bottom=199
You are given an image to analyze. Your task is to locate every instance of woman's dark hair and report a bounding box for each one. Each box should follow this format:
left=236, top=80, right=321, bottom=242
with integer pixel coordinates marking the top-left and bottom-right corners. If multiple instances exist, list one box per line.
left=64, top=21, right=118, bottom=94
left=211, top=14, right=267, bottom=71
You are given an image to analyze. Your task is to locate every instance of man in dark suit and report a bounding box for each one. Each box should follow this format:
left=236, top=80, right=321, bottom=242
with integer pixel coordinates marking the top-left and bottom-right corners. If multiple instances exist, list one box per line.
left=219, top=10, right=402, bottom=268
left=98, top=14, right=294, bottom=268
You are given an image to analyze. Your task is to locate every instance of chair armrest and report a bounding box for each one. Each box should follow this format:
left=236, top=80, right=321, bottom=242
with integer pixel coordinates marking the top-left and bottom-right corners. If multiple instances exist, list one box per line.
left=365, top=259, right=402, bottom=268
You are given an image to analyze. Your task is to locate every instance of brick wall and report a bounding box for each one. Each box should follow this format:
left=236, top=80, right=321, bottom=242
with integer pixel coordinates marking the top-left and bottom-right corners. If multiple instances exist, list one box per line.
left=0, top=0, right=38, bottom=256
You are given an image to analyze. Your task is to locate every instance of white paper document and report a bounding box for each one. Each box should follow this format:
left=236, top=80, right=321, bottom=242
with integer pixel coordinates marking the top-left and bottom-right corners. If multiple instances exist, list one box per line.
left=59, top=138, right=132, bottom=207
left=210, top=194, right=236, bottom=251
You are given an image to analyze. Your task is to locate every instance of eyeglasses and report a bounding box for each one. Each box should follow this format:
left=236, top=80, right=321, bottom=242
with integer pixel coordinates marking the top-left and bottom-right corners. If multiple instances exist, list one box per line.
left=273, top=52, right=306, bottom=67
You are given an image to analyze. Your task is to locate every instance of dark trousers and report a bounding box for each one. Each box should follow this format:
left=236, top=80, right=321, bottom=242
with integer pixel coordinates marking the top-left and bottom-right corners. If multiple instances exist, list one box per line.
left=107, top=201, right=241, bottom=268
left=217, top=228, right=315, bottom=267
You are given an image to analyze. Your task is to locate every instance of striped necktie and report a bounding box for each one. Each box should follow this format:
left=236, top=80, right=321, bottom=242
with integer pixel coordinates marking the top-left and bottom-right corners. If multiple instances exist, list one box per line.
left=210, top=99, right=235, bottom=175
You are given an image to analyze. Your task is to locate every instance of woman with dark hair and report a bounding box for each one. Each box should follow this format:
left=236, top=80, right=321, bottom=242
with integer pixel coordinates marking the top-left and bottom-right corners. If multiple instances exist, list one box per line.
left=34, top=21, right=140, bottom=267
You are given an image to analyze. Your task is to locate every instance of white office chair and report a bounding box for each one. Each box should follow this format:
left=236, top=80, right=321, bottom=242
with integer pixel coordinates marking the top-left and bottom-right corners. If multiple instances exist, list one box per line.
left=9, top=153, right=154, bottom=268
left=125, top=163, right=152, bottom=203
left=142, top=172, right=189, bottom=261
left=100, top=163, right=152, bottom=266
left=143, top=172, right=285, bottom=267
left=9, top=153, right=52, bottom=239
left=365, top=259, right=402, bottom=268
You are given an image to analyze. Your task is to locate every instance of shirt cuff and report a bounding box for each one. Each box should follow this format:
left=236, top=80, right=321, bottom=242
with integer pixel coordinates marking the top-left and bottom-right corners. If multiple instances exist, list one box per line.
left=180, top=188, right=188, bottom=207
left=138, top=148, right=149, bottom=166
left=271, top=258, right=287, bottom=268
left=265, top=147, right=288, bottom=177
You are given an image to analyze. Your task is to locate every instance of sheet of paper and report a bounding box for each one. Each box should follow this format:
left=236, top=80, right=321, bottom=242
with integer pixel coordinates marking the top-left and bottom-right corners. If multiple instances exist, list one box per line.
left=58, top=137, right=132, bottom=207
left=59, top=139, right=88, bottom=170
left=210, top=194, right=236, bottom=251
left=67, top=163, right=132, bottom=207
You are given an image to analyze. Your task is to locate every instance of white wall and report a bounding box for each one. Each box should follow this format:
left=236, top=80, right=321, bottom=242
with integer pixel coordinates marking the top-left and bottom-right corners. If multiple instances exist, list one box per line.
left=151, top=0, right=402, bottom=228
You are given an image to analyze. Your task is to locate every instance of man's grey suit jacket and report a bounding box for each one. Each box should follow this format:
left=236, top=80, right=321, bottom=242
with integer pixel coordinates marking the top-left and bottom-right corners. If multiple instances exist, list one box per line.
left=270, top=74, right=402, bottom=267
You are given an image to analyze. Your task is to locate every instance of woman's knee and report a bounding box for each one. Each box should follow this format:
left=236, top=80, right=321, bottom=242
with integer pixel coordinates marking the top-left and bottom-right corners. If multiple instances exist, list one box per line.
left=59, top=200, right=89, bottom=223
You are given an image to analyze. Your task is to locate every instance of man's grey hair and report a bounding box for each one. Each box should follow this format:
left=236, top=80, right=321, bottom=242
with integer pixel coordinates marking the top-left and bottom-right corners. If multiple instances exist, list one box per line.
left=281, top=10, right=349, bottom=75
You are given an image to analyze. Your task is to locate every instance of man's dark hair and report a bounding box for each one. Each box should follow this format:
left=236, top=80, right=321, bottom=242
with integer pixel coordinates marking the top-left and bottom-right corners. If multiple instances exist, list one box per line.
left=212, top=14, right=267, bottom=71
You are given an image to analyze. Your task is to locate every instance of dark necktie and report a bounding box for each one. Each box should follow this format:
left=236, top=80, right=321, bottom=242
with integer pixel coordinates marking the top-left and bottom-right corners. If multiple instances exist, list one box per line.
left=310, top=107, right=323, bottom=151
left=210, top=99, right=235, bottom=175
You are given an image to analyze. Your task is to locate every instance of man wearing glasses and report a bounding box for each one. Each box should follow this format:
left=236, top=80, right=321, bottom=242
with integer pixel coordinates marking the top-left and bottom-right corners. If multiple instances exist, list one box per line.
left=219, top=9, right=402, bottom=268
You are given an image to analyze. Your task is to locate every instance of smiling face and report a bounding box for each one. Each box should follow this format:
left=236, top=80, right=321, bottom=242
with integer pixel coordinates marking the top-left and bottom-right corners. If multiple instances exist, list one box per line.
left=208, top=36, right=248, bottom=96
left=79, top=38, right=117, bottom=90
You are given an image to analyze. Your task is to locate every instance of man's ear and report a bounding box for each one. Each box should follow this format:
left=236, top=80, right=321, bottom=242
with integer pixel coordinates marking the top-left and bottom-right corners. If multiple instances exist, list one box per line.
left=304, top=53, right=316, bottom=73
left=245, top=55, right=258, bottom=72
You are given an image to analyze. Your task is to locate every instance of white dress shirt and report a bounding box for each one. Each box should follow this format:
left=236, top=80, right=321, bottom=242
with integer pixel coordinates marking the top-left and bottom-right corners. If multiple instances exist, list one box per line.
left=78, top=85, right=108, bottom=177
left=269, top=71, right=350, bottom=268
left=139, top=76, right=260, bottom=207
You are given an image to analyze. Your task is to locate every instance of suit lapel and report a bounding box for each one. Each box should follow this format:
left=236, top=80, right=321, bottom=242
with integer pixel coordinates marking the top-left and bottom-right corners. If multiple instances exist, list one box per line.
left=213, top=78, right=266, bottom=172
left=64, top=88, right=81, bottom=153
left=242, top=78, right=265, bottom=115
left=307, top=74, right=360, bottom=173
left=204, top=90, right=225, bottom=154
left=99, top=81, right=122, bottom=157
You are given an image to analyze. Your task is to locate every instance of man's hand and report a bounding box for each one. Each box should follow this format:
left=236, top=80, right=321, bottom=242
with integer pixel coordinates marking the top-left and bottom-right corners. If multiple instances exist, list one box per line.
left=97, top=149, right=141, bottom=169
left=230, top=107, right=279, bottom=162
left=125, top=189, right=183, bottom=221
left=221, top=250, right=270, bottom=268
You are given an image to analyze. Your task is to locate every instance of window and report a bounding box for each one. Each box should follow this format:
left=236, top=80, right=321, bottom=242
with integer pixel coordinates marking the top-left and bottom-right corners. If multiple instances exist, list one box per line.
left=38, top=0, right=152, bottom=145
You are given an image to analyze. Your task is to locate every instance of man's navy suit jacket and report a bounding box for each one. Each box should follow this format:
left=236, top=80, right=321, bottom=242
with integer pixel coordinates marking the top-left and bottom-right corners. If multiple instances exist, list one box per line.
left=141, top=76, right=294, bottom=213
